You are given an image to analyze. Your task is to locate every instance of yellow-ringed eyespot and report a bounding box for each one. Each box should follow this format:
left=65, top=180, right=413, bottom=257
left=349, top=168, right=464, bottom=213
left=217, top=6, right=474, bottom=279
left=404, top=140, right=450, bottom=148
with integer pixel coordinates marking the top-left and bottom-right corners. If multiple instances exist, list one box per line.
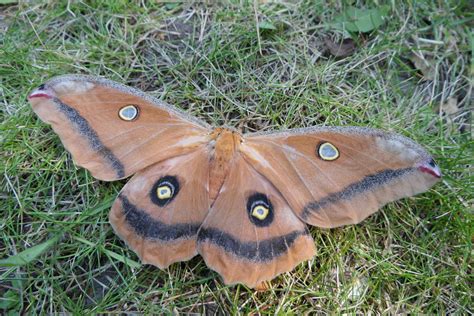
left=317, top=142, right=339, bottom=161
left=247, top=193, right=274, bottom=227
left=252, top=205, right=269, bottom=220
left=118, top=105, right=139, bottom=121
left=157, top=185, right=172, bottom=200
left=150, top=176, right=180, bottom=207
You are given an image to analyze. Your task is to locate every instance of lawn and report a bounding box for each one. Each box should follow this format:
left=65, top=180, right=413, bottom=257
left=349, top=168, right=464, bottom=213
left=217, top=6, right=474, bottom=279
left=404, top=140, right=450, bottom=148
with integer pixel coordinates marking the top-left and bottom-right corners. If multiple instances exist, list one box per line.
left=1, top=1, right=472, bottom=314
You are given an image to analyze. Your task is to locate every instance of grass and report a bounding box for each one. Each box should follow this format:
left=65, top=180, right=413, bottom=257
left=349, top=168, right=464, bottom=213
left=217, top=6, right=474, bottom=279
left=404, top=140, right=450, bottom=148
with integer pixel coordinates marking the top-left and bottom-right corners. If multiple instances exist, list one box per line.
left=1, top=0, right=472, bottom=314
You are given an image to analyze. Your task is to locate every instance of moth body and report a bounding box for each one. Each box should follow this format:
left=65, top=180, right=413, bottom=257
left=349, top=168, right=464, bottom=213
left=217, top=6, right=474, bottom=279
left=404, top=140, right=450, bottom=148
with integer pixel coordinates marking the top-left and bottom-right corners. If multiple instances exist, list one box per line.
left=208, top=128, right=242, bottom=203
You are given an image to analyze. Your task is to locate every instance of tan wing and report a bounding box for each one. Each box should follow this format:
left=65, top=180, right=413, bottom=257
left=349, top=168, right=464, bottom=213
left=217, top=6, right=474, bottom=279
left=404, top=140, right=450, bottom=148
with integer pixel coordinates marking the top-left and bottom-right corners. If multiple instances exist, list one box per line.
left=109, top=147, right=211, bottom=267
left=241, top=127, right=441, bottom=228
left=28, top=75, right=211, bottom=181
left=197, top=154, right=315, bottom=288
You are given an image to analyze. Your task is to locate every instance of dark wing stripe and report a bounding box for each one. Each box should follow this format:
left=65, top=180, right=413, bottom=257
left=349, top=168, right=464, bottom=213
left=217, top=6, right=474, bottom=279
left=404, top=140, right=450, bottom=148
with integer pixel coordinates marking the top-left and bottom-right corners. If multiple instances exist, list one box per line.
left=302, top=167, right=414, bottom=219
left=197, top=227, right=309, bottom=262
left=119, top=194, right=200, bottom=241
left=55, top=99, right=125, bottom=178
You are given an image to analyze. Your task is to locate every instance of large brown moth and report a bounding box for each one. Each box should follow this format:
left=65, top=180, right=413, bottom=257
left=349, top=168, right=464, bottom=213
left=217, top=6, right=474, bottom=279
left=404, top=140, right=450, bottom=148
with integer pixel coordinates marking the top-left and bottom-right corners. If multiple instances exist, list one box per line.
left=28, top=75, right=441, bottom=287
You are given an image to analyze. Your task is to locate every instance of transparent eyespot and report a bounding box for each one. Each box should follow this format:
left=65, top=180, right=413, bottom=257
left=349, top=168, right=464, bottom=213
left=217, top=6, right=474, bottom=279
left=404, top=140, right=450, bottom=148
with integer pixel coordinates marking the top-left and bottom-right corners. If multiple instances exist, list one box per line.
left=318, top=142, right=339, bottom=161
left=157, top=185, right=173, bottom=200
left=118, top=105, right=139, bottom=121
left=252, top=205, right=269, bottom=220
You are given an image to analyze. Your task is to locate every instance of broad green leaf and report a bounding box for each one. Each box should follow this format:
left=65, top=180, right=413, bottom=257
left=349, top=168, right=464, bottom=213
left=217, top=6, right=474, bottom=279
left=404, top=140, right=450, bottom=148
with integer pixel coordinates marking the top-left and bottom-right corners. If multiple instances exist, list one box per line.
left=258, top=21, right=276, bottom=30
left=164, top=2, right=179, bottom=10
left=333, top=6, right=389, bottom=33
left=0, top=235, right=60, bottom=267
left=0, top=0, right=17, bottom=4
left=0, top=290, right=19, bottom=310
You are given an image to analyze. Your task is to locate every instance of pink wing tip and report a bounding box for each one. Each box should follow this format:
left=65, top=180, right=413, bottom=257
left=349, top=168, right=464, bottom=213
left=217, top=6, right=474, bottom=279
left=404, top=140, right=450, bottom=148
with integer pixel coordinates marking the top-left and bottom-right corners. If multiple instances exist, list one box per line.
left=28, top=84, right=54, bottom=100
left=418, top=159, right=442, bottom=178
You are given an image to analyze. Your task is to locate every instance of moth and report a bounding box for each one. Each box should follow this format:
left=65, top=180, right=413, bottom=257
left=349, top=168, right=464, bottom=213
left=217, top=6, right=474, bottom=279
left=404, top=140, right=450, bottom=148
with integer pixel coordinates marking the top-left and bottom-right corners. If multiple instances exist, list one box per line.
left=28, top=75, right=441, bottom=287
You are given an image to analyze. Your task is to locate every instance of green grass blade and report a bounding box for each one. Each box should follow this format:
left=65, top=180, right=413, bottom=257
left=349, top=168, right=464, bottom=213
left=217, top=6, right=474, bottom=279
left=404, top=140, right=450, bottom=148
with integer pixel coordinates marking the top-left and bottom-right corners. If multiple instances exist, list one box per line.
left=0, top=235, right=61, bottom=267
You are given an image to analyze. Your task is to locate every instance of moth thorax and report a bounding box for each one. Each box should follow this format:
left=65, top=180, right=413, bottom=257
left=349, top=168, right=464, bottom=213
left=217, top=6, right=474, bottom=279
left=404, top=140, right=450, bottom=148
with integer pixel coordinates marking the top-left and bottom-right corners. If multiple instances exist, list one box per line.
left=208, top=128, right=242, bottom=203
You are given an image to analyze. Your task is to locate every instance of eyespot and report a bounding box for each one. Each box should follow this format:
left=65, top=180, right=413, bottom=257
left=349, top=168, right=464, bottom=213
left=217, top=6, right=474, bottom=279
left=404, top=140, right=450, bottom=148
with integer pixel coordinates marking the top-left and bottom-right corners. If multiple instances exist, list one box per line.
left=317, top=142, right=339, bottom=161
left=157, top=185, right=172, bottom=199
left=150, top=176, right=180, bottom=207
left=118, top=105, right=139, bottom=121
left=252, top=205, right=269, bottom=220
left=246, top=193, right=274, bottom=227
